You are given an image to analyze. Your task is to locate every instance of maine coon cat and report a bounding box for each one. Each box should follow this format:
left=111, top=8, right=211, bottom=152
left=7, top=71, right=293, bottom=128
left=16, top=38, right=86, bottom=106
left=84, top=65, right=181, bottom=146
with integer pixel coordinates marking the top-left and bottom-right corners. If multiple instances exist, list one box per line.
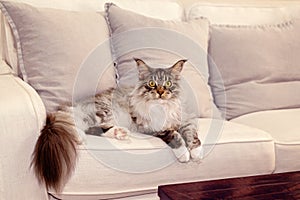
left=32, top=58, right=202, bottom=191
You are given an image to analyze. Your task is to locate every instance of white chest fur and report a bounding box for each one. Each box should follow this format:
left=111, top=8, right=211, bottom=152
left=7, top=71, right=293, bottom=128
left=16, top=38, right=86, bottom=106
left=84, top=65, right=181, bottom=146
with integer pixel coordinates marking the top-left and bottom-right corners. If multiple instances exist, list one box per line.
left=130, top=98, right=182, bottom=133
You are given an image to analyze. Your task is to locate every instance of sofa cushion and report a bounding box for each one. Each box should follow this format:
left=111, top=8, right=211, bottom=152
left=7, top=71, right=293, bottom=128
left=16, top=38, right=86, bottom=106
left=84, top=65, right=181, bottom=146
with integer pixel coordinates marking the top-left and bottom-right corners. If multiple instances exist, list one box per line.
left=49, top=119, right=275, bottom=199
left=187, top=2, right=298, bottom=25
left=231, top=108, right=300, bottom=173
left=208, top=19, right=300, bottom=120
left=105, top=3, right=218, bottom=118
left=0, top=1, right=116, bottom=112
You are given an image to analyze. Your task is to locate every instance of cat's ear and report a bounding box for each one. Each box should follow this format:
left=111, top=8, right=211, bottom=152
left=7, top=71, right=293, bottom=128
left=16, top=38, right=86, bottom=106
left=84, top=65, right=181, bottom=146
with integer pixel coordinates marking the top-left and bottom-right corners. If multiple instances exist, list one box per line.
left=170, top=59, right=187, bottom=79
left=134, top=58, right=150, bottom=80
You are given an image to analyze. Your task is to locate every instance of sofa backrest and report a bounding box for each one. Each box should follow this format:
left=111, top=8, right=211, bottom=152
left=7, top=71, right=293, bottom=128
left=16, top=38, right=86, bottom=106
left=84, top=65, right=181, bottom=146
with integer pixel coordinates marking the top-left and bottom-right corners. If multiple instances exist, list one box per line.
left=2, top=0, right=300, bottom=75
left=186, top=1, right=300, bottom=25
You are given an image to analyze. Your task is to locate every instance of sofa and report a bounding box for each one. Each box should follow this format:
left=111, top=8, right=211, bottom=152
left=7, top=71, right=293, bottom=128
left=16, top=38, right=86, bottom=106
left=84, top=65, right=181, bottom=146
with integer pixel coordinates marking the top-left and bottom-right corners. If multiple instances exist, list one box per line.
left=0, top=0, right=299, bottom=199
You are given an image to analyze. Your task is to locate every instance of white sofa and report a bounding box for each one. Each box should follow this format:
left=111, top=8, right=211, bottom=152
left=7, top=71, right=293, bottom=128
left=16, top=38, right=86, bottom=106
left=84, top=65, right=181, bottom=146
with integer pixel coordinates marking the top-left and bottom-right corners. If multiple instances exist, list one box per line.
left=0, top=0, right=299, bottom=200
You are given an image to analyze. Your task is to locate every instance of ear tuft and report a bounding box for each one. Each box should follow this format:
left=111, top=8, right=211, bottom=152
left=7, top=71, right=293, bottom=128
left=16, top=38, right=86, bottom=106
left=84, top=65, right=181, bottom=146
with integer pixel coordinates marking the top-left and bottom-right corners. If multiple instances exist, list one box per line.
left=133, top=58, right=149, bottom=80
left=171, top=59, right=187, bottom=79
left=133, top=58, right=146, bottom=66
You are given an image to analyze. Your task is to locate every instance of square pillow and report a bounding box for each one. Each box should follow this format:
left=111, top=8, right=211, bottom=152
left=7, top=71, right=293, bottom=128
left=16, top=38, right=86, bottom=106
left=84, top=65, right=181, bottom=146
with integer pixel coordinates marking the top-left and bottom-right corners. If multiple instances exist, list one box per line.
left=105, top=3, right=217, bottom=118
left=0, top=1, right=116, bottom=112
left=208, top=20, right=300, bottom=119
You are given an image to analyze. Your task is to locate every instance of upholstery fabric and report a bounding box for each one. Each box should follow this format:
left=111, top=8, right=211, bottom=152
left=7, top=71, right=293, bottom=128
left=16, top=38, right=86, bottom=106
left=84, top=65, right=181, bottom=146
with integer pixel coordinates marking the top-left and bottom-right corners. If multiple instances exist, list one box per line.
left=105, top=4, right=216, bottom=118
left=0, top=72, right=47, bottom=200
left=187, top=3, right=292, bottom=25
left=231, top=108, right=300, bottom=173
left=0, top=60, right=12, bottom=74
left=208, top=19, right=300, bottom=119
left=0, top=11, right=18, bottom=74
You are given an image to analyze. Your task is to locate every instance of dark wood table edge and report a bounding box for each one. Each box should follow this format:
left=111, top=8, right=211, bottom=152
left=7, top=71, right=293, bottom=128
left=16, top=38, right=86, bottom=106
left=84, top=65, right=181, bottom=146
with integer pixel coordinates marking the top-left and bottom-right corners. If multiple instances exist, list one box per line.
left=158, top=171, right=300, bottom=200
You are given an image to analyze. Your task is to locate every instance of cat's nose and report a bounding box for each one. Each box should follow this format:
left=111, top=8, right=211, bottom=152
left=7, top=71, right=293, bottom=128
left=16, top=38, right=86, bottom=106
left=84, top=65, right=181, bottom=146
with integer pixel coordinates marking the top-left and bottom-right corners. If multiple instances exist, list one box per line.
left=157, top=86, right=164, bottom=96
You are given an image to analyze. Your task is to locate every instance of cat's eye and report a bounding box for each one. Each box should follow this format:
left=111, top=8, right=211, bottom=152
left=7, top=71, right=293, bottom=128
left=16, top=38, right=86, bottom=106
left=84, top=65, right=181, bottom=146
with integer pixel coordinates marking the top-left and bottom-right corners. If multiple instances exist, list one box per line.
left=148, top=80, right=156, bottom=87
left=165, top=80, right=172, bottom=87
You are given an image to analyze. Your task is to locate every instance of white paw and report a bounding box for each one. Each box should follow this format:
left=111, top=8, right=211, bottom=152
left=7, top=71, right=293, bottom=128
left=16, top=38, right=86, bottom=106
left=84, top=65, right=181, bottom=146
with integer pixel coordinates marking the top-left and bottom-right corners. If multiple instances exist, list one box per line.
left=172, top=146, right=190, bottom=163
left=178, top=151, right=190, bottom=163
left=76, top=128, right=87, bottom=144
left=103, top=126, right=129, bottom=140
left=190, top=146, right=203, bottom=161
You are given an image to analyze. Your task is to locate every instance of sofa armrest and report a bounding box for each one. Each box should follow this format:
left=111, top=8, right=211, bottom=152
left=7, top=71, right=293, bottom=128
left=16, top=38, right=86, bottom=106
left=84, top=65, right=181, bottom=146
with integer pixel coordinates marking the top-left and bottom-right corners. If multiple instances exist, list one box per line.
left=0, top=62, right=48, bottom=200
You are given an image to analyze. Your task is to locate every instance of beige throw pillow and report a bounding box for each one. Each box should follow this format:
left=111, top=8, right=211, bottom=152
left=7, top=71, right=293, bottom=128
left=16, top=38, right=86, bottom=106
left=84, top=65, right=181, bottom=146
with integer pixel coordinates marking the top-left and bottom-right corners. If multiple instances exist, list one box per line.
left=105, top=3, right=217, bottom=118
left=209, top=20, right=300, bottom=119
left=0, top=1, right=116, bottom=112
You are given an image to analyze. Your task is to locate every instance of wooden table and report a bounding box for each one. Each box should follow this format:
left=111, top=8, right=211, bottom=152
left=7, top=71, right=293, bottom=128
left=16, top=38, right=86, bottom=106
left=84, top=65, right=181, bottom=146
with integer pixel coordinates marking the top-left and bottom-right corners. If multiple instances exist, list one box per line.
left=158, top=171, right=300, bottom=199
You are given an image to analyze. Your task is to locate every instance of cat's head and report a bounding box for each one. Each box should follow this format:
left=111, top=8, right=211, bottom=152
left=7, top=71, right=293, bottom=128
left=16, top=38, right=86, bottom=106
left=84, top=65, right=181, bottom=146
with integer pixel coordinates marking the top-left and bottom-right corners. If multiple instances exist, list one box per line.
left=133, top=58, right=186, bottom=101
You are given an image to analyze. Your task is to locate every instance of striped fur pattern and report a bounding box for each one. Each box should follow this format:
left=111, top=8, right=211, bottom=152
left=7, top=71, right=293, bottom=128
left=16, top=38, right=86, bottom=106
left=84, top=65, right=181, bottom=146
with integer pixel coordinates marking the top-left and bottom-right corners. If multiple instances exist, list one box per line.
left=32, top=58, right=201, bottom=191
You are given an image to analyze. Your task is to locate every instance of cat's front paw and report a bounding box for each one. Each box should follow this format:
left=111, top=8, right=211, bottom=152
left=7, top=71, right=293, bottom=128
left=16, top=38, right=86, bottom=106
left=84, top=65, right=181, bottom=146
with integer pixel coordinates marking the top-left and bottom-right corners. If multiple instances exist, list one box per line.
left=172, top=146, right=190, bottom=163
left=103, top=126, right=129, bottom=140
left=190, top=146, right=203, bottom=161
left=76, top=128, right=87, bottom=144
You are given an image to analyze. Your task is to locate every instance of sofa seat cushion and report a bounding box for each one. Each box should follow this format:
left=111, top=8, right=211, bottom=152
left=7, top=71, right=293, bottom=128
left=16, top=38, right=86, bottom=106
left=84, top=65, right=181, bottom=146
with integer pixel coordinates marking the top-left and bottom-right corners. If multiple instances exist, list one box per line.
left=231, top=108, right=300, bottom=173
left=49, top=119, right=275, bottom=200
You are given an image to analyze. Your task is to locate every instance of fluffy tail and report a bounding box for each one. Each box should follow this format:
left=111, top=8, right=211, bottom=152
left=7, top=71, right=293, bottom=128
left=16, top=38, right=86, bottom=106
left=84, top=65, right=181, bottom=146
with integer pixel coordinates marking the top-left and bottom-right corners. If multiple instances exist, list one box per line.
left=31, top=111, right=80, bottom=192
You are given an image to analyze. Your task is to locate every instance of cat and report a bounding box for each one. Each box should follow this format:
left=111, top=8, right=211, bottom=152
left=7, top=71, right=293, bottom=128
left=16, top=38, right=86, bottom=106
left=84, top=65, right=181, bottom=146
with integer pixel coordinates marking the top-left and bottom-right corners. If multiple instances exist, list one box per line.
left=32, top=58, right=202, bottom=191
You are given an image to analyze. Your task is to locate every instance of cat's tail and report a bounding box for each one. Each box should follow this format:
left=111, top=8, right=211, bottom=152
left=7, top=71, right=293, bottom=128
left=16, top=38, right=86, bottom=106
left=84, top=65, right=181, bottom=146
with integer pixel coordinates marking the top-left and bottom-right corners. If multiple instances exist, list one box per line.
left=31, top=111, right=80, bottom=192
